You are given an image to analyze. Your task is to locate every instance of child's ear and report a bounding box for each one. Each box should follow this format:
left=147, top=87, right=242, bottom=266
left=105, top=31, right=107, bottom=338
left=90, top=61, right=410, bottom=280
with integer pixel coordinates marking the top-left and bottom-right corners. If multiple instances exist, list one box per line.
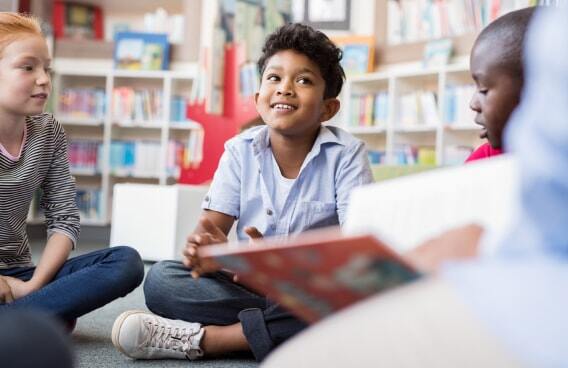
left=319, top=98, right=340, bottom=123
left=254, top=92, right=260, bottom=105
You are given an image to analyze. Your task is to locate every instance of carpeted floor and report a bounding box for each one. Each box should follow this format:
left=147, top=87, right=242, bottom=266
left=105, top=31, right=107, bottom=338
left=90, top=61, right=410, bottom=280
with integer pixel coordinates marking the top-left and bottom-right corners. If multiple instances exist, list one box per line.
left=29, top=237, right=258, bottom=368
left=72, top=265, right=258, bottom=368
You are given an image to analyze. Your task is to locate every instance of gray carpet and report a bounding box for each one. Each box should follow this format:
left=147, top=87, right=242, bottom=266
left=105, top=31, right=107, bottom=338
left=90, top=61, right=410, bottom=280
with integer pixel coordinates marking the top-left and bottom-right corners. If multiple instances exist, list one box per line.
left=72, top=264, right=258, bottom=368
left=29, top=237, right=257, bottom=368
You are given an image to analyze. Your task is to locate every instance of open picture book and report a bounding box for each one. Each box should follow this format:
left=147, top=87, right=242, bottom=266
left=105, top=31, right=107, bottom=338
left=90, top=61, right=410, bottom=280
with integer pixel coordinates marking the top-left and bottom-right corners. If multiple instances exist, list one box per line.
left=198, top=228, right=420, bottom=323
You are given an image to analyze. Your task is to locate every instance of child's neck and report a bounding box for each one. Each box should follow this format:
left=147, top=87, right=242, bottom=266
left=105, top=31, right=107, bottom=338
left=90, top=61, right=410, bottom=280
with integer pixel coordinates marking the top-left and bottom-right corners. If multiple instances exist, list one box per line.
left=269, top=128, right=319, bottom=179
left=0, top=113, right=27, bottom=156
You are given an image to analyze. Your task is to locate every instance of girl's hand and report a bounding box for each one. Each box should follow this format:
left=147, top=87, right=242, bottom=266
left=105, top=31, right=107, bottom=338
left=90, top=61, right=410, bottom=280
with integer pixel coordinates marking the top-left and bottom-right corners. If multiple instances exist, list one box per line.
left=0, top=276, right=14, bottom=303
left=2, top=276, right=40, bottom=300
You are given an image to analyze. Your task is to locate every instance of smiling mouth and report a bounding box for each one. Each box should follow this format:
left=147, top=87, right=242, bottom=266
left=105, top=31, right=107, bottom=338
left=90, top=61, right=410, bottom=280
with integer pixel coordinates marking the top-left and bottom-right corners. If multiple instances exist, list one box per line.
left=270, top=103, right=297, bottom=111
left=31, top=93, right=48, bottom=99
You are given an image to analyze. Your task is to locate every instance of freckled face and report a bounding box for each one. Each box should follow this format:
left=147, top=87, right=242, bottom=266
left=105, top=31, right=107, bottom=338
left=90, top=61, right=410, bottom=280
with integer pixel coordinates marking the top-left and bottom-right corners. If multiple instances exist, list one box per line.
left=0, top=35, right=52, bottom=119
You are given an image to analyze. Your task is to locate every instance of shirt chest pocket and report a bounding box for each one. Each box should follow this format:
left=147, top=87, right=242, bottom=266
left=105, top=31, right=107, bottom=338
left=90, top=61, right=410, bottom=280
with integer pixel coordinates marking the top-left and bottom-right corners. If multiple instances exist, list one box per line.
left=301, top=201, right=338, bottom=230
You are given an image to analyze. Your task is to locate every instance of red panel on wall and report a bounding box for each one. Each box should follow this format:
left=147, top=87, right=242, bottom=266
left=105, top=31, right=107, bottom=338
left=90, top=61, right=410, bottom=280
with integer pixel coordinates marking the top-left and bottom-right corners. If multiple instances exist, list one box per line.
left=179, top=44, right=258, bottom=184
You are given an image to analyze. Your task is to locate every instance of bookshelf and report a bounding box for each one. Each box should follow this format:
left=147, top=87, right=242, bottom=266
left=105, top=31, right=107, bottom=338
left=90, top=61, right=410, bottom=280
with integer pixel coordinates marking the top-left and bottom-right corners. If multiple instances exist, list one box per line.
left=337, top=63, right=483, bottom=167
left=25, top=65, right=203, bottom=225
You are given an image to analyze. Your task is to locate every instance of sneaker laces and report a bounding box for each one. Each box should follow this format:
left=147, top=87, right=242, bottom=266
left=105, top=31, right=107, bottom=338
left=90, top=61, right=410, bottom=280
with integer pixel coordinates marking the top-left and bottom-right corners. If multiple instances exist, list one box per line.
left=144, top=318, right=204, bottom=360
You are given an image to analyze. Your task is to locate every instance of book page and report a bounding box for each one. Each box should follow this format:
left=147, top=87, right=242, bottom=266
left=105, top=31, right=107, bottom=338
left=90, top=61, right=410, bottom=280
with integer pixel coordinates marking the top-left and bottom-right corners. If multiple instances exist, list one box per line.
left=344, top=155, right=519, bottom=253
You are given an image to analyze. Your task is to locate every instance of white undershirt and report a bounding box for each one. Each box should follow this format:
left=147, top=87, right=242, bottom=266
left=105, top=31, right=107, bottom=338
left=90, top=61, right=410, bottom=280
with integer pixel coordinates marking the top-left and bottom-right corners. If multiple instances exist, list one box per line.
left=271, top=152, right=296, bottom=216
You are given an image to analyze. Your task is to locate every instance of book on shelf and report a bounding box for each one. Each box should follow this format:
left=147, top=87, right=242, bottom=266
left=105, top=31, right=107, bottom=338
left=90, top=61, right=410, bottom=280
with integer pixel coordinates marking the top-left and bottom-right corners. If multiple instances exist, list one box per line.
left=68, top=140, right=101, bottom=174
left=349, top=92, right=388, bottom=127
left=397, top=91, right=440, bottom=127
left=109, top=140, right=161, bottom=177
left=58, top=88, right=105, bottom=121
left=76, top=188, right=102, bottom=221
left=393, top=145, right=436, bottom=165
left=112, top=87, right=163, bottom=125
left=367, top=149, right=386, bottom=165
left=387, top=0, right=539, bottom=45
left=199, top=227, right=420, bottom=323
left=444, top=84, right=476, bottom=126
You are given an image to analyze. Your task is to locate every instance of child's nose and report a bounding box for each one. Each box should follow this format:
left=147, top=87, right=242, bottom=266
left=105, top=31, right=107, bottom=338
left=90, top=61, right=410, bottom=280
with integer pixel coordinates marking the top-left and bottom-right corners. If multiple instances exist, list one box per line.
left=36, top=70, right=50, bottom=85
left=469, top=93, right=481, bottom=112
left=276, top=80, right=294, bottom=96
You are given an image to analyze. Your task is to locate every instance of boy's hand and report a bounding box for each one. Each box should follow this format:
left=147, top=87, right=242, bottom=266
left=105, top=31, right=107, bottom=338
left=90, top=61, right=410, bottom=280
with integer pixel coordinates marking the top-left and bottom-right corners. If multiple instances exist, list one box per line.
left=244, top=226, right=263, bottom=243
left=182, top=217, right=229, bottom=277
left=0, top=276, right=14, bottom=304
left=404, top=224, right=483, bottom=274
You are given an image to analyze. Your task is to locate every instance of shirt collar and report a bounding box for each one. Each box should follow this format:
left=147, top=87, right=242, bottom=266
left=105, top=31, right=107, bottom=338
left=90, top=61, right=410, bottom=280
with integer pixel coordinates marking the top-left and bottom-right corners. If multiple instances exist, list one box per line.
left=243, top=125, right=344, bottom=156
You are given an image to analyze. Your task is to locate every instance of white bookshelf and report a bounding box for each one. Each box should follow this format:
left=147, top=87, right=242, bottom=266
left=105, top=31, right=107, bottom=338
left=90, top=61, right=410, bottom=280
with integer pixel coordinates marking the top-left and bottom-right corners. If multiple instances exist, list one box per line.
left=26, top=66, right=203, bottom=225
left=338, top=63, right=484, bottom=166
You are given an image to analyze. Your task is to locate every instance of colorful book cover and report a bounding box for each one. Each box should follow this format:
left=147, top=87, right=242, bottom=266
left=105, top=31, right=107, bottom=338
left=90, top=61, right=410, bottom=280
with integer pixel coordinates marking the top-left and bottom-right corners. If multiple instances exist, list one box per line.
left=199, top=228, right=420, bottom=323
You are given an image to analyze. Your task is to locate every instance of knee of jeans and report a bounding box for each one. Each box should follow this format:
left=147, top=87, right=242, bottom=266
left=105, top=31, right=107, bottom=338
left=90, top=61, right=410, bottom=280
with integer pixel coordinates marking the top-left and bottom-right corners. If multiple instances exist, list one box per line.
left=144, top=261, right=175, bottom=306
left=111, top=246, right=144, bottom=289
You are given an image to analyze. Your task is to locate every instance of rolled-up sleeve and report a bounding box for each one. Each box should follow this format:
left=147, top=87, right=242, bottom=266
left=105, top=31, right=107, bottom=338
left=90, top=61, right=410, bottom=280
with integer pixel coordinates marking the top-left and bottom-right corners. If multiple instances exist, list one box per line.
left=202, top=141, right=242, bottom=219
left=335, top=141, right=374, bottom=226
left=40, top=121, right=80, bottom=248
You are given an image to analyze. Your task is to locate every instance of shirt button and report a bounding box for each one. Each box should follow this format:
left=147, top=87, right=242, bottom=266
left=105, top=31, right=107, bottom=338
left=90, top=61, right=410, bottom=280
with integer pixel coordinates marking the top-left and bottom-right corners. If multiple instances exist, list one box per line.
left=204, top=196, right=210, bottom=201
left=266, top=209, right=273, bottom=216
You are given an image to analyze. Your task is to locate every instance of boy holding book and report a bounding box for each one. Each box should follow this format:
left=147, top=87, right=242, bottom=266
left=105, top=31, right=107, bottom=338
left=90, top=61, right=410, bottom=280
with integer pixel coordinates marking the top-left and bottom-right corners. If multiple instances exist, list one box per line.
left=112, top=23, right=373, bottom=362
left=465, top=7, right=535, bottom=162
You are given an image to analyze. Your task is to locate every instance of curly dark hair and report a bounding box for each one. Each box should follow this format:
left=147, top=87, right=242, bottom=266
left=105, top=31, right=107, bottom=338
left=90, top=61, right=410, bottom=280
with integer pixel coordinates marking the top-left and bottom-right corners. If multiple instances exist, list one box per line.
left=257, top=23, right=345, bottom=99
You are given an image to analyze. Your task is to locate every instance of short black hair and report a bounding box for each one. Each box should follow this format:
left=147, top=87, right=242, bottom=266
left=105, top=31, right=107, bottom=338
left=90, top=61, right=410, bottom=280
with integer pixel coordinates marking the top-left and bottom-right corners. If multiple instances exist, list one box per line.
left=257, top=23, right=345, bottom=99
left=475, top=7, right=536, bottom=80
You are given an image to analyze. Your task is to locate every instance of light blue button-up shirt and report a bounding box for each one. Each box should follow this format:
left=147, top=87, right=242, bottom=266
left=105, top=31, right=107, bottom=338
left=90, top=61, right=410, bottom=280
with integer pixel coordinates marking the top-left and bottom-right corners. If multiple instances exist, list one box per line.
left=202, top=125, right=373, bottom=241
left=444, top=8, right=568, bottom=367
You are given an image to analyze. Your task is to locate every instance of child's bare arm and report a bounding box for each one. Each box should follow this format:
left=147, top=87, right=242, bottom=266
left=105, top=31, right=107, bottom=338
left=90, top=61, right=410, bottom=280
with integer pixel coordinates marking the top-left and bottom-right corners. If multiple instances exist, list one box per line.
left=404, top=224, right=483, bottom=274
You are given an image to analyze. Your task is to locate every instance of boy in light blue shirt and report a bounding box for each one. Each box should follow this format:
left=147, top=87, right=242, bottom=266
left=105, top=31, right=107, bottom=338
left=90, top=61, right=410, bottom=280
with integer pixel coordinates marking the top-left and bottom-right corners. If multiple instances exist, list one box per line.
left=112, top=23, right=373, bottom=362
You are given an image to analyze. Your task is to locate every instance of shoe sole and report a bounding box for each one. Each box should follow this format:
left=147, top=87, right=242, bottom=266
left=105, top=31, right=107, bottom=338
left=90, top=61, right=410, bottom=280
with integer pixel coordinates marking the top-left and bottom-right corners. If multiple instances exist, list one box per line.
left=111, top=309, right=147, bottom=358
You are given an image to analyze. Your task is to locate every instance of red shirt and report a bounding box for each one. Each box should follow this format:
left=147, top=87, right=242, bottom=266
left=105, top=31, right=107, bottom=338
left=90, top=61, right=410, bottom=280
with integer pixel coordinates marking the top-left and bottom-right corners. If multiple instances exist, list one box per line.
left=465, top=143, right=503, bottom=163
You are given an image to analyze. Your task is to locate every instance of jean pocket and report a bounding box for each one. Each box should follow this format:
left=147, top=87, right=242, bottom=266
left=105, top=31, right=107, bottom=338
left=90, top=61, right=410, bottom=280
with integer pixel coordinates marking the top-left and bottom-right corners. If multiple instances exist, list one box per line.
left=301, top=201, right=338, bottom=230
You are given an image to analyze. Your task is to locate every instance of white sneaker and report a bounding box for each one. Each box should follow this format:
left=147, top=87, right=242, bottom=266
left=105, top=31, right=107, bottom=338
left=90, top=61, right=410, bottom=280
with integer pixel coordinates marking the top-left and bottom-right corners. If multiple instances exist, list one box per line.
left=112, top=310, right=205, bottom=360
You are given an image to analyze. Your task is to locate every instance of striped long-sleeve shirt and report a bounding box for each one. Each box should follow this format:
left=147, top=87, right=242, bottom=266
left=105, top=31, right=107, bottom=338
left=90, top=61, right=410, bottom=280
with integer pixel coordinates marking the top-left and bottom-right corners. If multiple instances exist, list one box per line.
left=0, top=113, right=80, bottom=269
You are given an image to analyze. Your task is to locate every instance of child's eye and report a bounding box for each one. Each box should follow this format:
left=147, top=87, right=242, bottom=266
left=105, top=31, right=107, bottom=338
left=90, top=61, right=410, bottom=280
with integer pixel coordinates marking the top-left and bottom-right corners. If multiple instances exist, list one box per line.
left=266, top=74, right=280, bottom=82
left=479, top=89, right=488, bottom=95
left=45, top=67, right=53, bottom=74
left=20, top=65, right=34, bottom=71
left=297, top=77, right=312, bottom=85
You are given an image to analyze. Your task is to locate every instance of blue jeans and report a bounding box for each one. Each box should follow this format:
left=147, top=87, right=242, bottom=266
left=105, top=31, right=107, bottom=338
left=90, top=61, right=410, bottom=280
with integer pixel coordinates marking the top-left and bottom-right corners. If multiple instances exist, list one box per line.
left=144, top=260, right=307, bottom=362
left=0, top=246, right=144, bottom=321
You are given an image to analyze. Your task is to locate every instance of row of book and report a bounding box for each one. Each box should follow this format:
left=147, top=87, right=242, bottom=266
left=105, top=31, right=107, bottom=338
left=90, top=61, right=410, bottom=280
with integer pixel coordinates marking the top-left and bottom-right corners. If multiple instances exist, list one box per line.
left=58, top=88, right=106, bottom=121
left=76, top=188, right=103, bottom=221
left=393, top=145, right=437, bottom=165
left=349, top=92, right=389, bottom=127
left=444, top=84, right=477, bottom=125
left=68, top=140, right=101, bottom=174
left=112, top=87, right=164, bottom=124
left=170, top=95, right=190, bottom=122
left=109, top=135, right=204, bottom=178
left=387, top=0, right=539, bottom=45
left=368, top=145, right=476, bottom=166
left=166, top=129, right=205, bottom=178
left=397, top=91, right=440, bottom=127
left=368, top=146, right=437, bottom=165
